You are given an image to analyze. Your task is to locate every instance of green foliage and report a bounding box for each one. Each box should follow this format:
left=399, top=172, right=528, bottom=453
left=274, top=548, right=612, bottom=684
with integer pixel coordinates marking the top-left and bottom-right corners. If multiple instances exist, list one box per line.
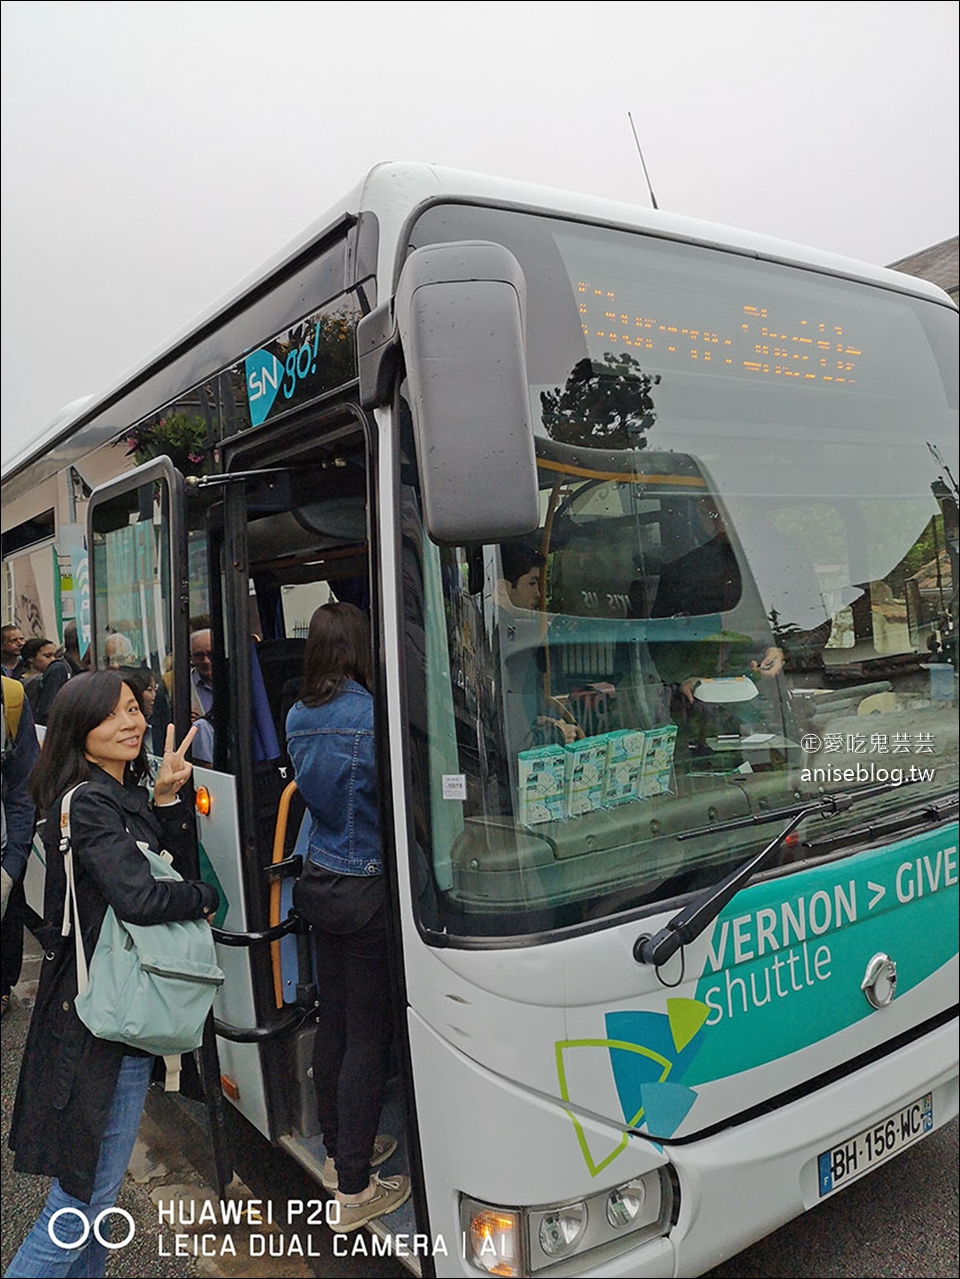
left=540, top=353, right=660, bottom=449
left=283, top=311, right=357, bottom=390
left=893, top=513, right=946, bottom=583
left=125, top=411, right=209, bottom=476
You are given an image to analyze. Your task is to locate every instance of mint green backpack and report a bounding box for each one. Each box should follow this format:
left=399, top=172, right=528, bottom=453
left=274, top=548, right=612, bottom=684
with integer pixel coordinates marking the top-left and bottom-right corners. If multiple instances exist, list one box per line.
left=60, top=784, right=224, bottom=1067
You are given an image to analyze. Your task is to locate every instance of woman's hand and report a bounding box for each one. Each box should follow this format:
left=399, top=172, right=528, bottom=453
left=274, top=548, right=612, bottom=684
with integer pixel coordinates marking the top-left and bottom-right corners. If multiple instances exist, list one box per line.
left=153, top=724, right=198, bottom=805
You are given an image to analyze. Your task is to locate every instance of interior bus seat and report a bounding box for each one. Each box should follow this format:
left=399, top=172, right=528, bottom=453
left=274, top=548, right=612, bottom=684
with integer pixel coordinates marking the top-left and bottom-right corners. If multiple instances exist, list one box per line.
left=249, top=641, right=291, bottom=876
left=252, top=637, right=306, bottom=740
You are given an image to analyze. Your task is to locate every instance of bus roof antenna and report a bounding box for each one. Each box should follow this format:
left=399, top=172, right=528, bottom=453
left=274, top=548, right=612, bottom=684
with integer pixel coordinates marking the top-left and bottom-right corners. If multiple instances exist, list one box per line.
left=627, top=111, right=659, bottom=211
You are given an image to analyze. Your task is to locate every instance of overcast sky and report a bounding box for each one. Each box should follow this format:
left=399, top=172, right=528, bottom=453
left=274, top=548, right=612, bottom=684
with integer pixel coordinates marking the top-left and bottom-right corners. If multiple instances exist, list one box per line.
left=2, top=1, right=957, bottom=469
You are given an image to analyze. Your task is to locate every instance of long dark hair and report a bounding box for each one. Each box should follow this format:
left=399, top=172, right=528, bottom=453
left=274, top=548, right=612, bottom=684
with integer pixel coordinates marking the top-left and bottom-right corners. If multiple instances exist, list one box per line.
left=300, top=602, right=372, bottom=707
left=124, top=664, right=157, bottom=705
left=30, top=670, right=149, bottom=812
left=21, top=637, right=53, bottom=668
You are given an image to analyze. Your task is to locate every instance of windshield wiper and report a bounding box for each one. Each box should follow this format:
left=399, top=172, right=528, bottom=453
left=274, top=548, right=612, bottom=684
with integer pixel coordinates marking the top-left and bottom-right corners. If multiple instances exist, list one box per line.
left=635, top=783, right=904, bottom=967
left=802, top=793, right=958, bottom=851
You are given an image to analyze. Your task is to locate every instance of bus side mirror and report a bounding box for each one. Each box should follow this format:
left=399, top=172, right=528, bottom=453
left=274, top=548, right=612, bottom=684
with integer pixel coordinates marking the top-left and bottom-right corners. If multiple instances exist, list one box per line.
left=358, top=241, right=539, bottom=544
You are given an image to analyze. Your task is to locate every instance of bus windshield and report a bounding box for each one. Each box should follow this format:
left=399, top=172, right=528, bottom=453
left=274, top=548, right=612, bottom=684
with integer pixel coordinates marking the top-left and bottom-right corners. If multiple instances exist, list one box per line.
left=402, top=205, right=958, bottom=942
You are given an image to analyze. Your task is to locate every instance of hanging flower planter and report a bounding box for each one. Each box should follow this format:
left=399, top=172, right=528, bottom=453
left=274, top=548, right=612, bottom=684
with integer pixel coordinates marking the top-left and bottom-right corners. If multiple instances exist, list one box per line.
left=122, top=412, right=210, bottom=477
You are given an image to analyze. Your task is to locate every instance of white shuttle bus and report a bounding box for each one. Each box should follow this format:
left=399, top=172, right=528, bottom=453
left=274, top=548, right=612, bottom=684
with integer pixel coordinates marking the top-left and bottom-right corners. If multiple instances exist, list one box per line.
left=2, top=163, right=957, bottom=1277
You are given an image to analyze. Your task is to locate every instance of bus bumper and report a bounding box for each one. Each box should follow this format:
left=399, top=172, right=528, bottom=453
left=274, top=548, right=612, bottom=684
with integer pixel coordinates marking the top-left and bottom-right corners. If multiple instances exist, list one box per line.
left=657, top=1014, right=957, bottom=1278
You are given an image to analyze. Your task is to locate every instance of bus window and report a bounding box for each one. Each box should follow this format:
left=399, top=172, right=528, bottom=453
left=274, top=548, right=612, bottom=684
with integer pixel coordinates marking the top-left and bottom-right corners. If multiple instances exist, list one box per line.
left=88, top=467, right=177, bottom=757
left=401, top=203, right=958, bottom=948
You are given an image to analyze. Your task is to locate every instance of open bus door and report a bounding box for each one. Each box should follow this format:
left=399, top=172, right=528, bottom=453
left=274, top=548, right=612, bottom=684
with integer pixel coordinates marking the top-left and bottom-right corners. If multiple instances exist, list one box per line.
left=85, top=457, right=235, bottom=1195
left=195, top=415, right=431, bottom=1254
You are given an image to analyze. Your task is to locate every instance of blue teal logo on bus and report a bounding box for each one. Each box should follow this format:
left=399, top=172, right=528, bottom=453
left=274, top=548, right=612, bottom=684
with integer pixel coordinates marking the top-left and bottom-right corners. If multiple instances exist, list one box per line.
left=245, top=322, right=324, bottom=427
left=245, top=351, right=284, bottom=426
left=555, top=999, right=709, bottom=1176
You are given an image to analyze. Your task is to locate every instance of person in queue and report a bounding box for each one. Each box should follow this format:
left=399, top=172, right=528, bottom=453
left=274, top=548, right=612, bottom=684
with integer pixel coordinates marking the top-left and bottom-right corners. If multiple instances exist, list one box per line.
left=102, top=631, right=136, bottom=670
left=6, top=670, right=218, bottom=1278
left=187, top=628, right=216, bottom=765
left=18, top=637, right=47, bottom=689
left=286, top=603, right=409, bottom=1232
left=125, top=665, right=167, bottom=755
left=1, top=623, right=27, bottom=679
left=189, top=628, right=214, bottom=719
left=20, top=636, right=72, bottom=726
left=1, top=675, right=40, bottom=1018
left=62, top=622, right=90, bottom=676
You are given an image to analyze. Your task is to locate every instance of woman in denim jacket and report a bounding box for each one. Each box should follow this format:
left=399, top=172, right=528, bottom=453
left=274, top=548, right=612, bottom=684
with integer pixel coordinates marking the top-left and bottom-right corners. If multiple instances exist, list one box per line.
left=286, top=603, right=409, bottom=1231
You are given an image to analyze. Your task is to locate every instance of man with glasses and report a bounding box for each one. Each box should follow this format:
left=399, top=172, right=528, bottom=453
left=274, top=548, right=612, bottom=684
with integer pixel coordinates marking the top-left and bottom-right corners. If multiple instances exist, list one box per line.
left=190, top=628, right=215, bottom=764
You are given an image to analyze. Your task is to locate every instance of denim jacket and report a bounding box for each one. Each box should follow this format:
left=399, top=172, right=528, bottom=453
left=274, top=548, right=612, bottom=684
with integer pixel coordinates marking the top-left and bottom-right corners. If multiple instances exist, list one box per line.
left=285, top=680, right=381, bottom=876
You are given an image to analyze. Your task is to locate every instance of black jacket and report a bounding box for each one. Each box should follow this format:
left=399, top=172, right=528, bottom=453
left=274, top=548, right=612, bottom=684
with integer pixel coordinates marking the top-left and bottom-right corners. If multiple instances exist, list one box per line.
left=29, top=657, right=72, bottom=726
left=9, top=766, right=219, bottom=1201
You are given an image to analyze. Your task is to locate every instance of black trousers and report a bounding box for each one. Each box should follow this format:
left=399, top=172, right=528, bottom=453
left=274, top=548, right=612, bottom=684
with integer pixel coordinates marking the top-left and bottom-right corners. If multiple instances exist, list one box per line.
left=296, top=866, right=392, bottom=1197
left=1, top=878, right=42, bottom=997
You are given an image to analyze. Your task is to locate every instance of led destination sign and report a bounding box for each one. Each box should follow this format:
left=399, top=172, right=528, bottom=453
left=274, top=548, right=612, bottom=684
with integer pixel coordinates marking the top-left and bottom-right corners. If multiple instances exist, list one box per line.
left=577, top=282, right=863, bottom=387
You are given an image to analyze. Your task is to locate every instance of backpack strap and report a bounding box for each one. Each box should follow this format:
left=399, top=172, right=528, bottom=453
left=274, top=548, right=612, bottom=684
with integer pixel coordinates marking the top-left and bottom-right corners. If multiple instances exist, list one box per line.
left=59, top=784, right=89, bottom=992
left=162, top=1053, right=183, bottom=1092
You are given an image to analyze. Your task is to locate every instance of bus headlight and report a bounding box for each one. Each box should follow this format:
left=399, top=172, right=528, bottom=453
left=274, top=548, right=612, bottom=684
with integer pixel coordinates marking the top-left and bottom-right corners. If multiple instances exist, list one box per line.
left=606, top=1177, right=646, bottom=1228
left=461, top=1168, right=671, bottom=1275
left=535, top=1202, right=586, bottom=1257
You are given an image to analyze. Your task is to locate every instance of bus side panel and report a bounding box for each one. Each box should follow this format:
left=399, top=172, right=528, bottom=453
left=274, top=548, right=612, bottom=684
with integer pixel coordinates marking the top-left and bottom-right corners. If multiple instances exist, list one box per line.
left=407, top=826, right=958, bottom=1152
left=559, top=826, right=959, bottom=1141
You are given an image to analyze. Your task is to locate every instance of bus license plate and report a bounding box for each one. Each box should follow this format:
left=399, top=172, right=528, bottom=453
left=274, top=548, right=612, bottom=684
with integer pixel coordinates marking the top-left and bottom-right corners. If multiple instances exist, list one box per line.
left=818, top=1094, right=933, bottom=1196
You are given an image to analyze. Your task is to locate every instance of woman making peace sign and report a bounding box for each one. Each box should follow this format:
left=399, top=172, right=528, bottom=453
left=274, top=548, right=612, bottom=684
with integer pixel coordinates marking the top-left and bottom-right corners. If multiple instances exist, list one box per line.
left=7, top=670, right=219, bottom=1278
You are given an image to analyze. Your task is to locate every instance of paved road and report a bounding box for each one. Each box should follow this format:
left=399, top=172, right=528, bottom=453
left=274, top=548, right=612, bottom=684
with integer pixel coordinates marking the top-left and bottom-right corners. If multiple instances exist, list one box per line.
left=3, top=933, right=956, bottom=1278
left=1, top=936, right=398, bottom=1279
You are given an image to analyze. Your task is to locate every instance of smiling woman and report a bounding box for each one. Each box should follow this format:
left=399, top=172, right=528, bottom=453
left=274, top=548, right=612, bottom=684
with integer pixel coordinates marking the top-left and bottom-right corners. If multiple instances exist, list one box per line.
left=6, top=670, right=218, bottom=1279
left=82, top=683, right=147, bottom=777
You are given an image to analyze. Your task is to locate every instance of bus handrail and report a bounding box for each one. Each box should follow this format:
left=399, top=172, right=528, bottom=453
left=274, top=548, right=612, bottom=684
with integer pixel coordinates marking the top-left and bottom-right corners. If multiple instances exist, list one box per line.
left=210, top=915, right=301, bottom=946
left=270, top=780, right=300, bottom=1008
left=213, top=1004, right=311, bottom=1043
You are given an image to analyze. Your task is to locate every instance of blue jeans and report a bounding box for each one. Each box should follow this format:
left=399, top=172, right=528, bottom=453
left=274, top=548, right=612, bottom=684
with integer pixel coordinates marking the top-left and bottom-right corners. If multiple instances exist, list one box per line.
left=6, top=1053, right=153, bottom=1278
